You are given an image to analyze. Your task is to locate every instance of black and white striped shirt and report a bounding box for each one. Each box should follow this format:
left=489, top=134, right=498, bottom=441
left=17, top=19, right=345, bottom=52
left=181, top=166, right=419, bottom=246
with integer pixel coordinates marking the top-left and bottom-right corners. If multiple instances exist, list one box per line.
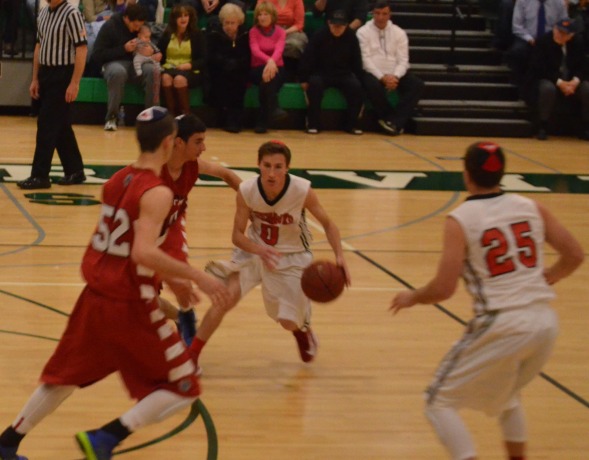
left=37, top=0, right=87, bottom=66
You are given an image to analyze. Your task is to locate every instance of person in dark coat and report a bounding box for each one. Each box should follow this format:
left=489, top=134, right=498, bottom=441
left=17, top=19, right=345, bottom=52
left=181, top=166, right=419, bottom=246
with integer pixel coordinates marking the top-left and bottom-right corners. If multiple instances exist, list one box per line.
left=524, top=18, right=589, bottom=140
left=207, top=3, right=251, bottom=132
left=299, top=9, right=365, bottom=134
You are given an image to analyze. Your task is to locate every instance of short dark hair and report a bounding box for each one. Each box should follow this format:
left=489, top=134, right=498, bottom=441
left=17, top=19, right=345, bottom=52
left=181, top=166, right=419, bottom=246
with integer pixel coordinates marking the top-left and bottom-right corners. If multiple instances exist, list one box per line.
left=136, top=111, right=177, bottom=152
left=464, top=141, right=505, bottom=188
left=176, top=114, right=207, bottom=142
left=373, top=0, right=392, bottom=10
left=124, top=4, right=149, bottom=22
left=258, top=140, right=292, bottom=166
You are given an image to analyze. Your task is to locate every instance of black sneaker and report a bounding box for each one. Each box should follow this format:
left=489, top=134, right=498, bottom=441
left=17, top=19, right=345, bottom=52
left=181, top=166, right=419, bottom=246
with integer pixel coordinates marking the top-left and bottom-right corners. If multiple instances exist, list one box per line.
left=378, top=119, right=403, bottom=136
left=536, top=128, right=548, bottom=141
left=16, top=176, right=51, bottom=190
left=57, top=170, right=86, bottom=185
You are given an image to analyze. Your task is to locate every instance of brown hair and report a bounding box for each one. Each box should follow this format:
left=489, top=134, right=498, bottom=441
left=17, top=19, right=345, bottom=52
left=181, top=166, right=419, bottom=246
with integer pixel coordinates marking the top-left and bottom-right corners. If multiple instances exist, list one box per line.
left=166, top=4, right=198, bottom=38
left=253, top=1, right=277, bottom=26
left=258, top=140, right=291, bottom=166
left=464, top=141, right=505, bottom=188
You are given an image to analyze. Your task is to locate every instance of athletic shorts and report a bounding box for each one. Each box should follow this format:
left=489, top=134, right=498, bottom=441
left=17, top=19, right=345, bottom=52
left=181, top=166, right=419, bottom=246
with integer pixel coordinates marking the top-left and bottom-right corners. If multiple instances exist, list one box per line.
left=425, top=303, right=558, bottom=416
left=41, top=286, right=200, bottom=400
left=207, top=248, right=313, bottom=328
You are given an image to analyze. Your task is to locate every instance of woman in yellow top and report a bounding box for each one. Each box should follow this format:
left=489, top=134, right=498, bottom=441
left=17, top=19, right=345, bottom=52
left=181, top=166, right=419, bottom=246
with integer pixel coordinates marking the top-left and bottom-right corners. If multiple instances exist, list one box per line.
left=158, top=5, right=207, bottom=115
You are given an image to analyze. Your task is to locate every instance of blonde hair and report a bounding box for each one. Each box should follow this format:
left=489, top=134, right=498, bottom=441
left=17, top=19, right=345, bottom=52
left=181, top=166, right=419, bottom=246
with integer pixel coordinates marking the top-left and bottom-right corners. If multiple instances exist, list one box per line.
left=253, top=1, right=277, bottom=26
left=219, top=3, right=245, bottom=24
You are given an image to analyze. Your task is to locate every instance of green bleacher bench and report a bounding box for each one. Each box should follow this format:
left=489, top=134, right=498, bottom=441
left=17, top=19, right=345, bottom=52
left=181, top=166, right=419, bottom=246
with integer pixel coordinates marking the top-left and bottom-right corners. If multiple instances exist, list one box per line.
left=76, top=77, right=398, bottom=110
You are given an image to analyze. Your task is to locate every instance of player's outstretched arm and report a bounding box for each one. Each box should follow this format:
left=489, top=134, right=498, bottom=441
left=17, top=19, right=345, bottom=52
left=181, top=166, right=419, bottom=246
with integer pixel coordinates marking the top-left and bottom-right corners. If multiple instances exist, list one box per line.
left=132, top=186, right=231, bottom=308
left=304, top=188, right=351, bottom=286
left=390, top=216, right=464, bottom=315
left=537, top=201, right=584, bottom=285
left=198, top=159, right=242, bottom=191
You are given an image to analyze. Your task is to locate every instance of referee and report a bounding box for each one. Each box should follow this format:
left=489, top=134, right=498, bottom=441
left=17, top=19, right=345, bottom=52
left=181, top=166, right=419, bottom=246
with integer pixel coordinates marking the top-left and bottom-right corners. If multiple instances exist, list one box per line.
left=17, top=0, right=88, bottom=190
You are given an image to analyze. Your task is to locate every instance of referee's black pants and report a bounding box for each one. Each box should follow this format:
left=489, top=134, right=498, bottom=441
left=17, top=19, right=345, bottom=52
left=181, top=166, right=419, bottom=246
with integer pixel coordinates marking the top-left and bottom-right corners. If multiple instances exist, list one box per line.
left=31, top=65, right=84, bottom=179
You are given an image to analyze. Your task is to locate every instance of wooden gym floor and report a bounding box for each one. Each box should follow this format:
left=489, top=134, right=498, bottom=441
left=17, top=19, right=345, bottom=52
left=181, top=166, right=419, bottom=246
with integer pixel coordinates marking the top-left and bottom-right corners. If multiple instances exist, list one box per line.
left=0, top=116, right=587, bottom=459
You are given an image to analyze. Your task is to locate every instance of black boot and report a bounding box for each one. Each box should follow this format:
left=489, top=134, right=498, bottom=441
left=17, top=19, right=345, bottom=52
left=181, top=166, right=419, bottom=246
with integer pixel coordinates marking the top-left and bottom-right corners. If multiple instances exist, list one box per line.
left=225, top=108, right=242, bottom=133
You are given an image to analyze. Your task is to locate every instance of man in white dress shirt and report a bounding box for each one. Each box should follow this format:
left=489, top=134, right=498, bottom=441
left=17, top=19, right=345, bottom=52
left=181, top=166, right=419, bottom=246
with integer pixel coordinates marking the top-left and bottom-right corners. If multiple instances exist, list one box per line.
left=356, top=0, right=424, bottom=135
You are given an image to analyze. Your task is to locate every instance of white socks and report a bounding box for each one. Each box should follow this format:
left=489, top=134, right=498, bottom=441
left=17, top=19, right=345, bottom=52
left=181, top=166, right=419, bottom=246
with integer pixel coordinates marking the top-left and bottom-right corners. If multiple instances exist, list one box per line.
left=120, top=390, right=197, bottom=432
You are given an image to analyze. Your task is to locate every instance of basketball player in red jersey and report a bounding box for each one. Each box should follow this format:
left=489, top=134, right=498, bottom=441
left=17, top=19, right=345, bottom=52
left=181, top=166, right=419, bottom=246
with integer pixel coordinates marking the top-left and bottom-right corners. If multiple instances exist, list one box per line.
left=0, top=107, right=230, bottom=460
left=156, top=114, right=242, bottom=346
left=189, top=140, right=351, bottom=368
left=390, top=142, right=584, bottom=460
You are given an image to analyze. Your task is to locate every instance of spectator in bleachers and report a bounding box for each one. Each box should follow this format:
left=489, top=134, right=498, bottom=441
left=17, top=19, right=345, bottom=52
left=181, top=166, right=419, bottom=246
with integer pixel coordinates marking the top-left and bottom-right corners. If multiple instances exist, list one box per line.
left=91, top=3, right=159, bottom=130
left=137, top=0, right=158, bottom=21
left=313, top=0, right=368, bottom=31
left=357, top=0, right=424, bottom=135
left=523, top=18, right=589, bottom=140
left=299, top=9, right=364, bottom=134
left=505, top=0, right=567, bottom=89
left=171, top=0, right=243, bottom=29
left=134, top=23, right=162, bottom=76
left=259, top=0, right=307, bottom=80
left=249, top=1, right=287, bottom=133
left=82, top=0, right=118, bottom=63
left=159, top=4, right=206, bottom=115
left=207, top=2, right=251, bottom=132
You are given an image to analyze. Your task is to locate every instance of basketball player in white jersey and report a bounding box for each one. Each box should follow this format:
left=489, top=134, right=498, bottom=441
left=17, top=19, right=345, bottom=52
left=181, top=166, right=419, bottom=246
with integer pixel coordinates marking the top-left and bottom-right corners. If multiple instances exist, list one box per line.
left=188, top=140, right=351, bottom=366
left=390, top=141, right=584, bottom=460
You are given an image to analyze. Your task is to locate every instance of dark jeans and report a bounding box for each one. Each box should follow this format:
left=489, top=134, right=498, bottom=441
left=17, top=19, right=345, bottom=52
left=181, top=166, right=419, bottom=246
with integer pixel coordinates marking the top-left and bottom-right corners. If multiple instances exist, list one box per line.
left=250, top=65, right=286, bottom=124
left=362, top=71, right=424, bottom=130
left=505, top=37, right=532, bottom=86
left=306, top=73, right=363, bottom=131
left=31, top=65, right=84, bottom=179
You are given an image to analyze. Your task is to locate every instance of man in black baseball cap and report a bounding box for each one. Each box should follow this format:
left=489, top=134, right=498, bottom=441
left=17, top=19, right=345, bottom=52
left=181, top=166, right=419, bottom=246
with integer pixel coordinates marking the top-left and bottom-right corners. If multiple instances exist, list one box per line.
left=523, top=17, right=589, bottom=140
left=314, top=0, right=368, bottom=31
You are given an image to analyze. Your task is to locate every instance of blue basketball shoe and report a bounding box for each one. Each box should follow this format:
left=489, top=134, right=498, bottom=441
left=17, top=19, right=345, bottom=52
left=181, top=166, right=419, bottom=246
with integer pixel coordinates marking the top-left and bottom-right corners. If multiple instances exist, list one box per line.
left=176, top=309, right=197, bottom=347
left=0, top=444, right=27, bottom=460
left=75, top=429, right=119, bottom=460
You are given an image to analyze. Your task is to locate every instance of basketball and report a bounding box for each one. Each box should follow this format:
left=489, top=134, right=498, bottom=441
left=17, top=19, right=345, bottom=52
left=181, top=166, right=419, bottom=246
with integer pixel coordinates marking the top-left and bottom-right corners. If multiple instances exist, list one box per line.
left=301, top=260, right=345, bottom=303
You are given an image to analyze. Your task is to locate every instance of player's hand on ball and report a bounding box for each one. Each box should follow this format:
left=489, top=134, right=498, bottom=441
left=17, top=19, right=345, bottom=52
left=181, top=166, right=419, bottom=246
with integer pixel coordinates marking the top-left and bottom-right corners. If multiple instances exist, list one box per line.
left=390, top=290, right=416, bottom=315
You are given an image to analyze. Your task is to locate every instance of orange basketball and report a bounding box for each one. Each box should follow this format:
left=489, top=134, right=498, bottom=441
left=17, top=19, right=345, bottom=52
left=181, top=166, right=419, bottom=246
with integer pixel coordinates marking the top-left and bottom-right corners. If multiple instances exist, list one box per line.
left=301, top=260, right=345, bottom=303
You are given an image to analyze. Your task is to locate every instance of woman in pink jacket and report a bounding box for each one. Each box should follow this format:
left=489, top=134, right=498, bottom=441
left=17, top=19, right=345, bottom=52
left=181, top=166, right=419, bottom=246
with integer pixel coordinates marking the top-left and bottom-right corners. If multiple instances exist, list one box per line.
left=249, top=1, right=287, bottom=133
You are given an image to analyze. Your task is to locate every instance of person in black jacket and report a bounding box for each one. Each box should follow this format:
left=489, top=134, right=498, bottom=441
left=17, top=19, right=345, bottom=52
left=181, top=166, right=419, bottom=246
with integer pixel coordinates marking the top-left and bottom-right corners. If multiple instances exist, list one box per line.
left=90, top=4, right=156, bottom=131
left=524, top=18, right=589, bottom=140
left=313, top=0, right=368, bottom=32
left=159, top=4, right=207, bottom=116
left=207, top=3, right=251, bottom=132
left=299, top=9, right=365, bottom=134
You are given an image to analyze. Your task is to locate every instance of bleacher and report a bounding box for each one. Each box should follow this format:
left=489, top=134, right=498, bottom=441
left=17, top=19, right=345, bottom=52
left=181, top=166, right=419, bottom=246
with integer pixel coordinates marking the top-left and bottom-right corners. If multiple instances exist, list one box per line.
left=73, top=9, right=398, bottom=130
